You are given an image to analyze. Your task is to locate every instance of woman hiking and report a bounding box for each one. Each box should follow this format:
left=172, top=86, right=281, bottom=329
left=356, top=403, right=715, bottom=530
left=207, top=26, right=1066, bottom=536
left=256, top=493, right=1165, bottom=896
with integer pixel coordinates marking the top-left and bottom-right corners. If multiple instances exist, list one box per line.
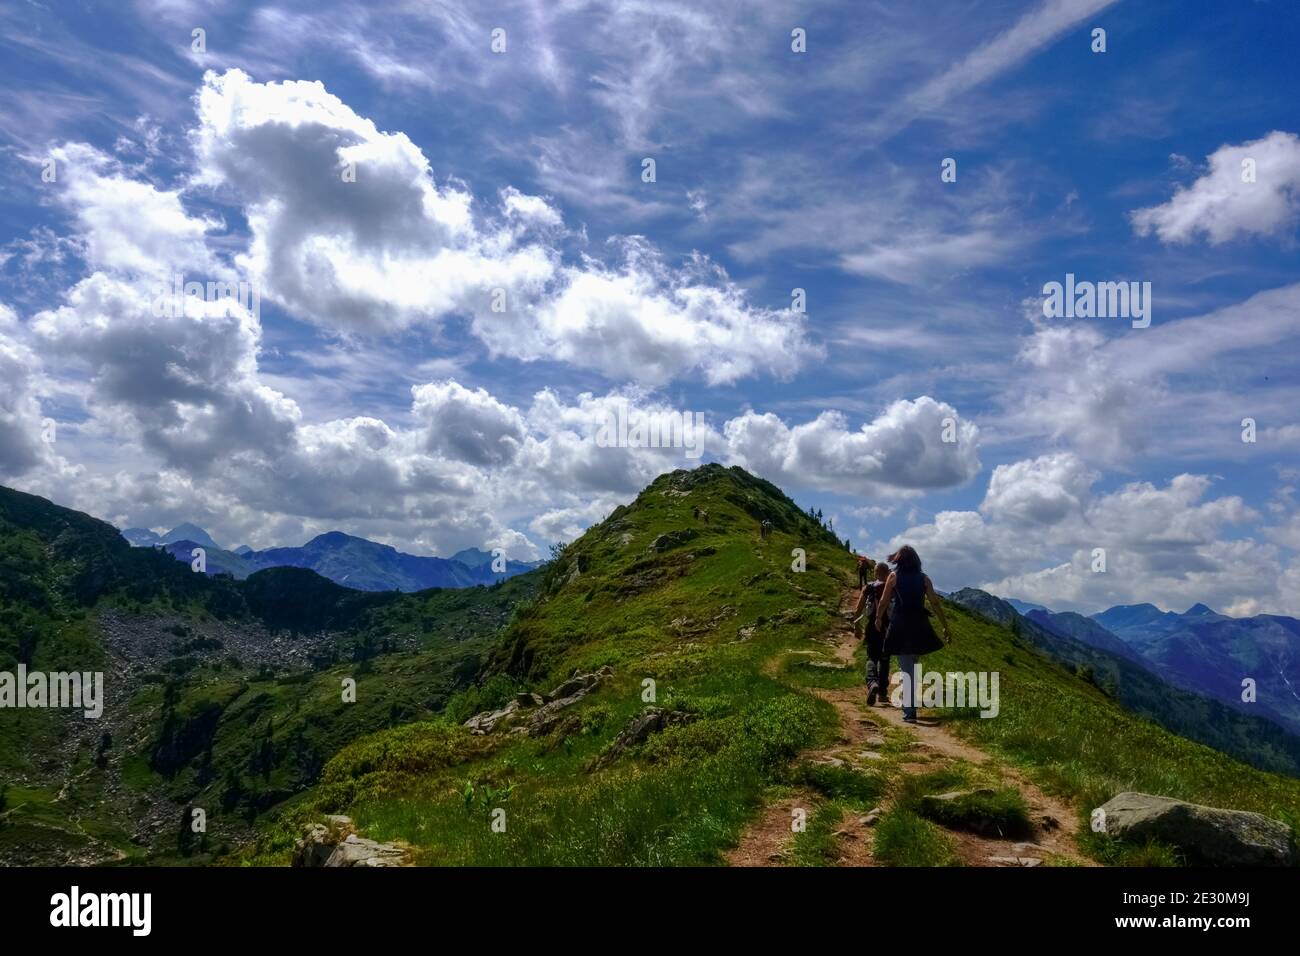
left=874, top=545, right=950, bottom=723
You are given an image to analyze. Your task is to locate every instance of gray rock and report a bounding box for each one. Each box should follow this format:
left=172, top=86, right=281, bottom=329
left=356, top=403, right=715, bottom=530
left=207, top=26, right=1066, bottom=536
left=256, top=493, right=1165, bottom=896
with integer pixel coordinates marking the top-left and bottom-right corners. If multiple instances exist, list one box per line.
left=463, top=699, right=521, bottom=734
left=1097, top=791, right=1299, bottom=866
left=325, top=834, right=409, bottom=868
left=588, top=707, right=694, bottom=770
left=648, top=529, right=698, bottom=552
left=293, top=816, right=409, bottom=867
left=987, top=856, right=1041, bottom=867
left=465, top=667, right=613, bottom=737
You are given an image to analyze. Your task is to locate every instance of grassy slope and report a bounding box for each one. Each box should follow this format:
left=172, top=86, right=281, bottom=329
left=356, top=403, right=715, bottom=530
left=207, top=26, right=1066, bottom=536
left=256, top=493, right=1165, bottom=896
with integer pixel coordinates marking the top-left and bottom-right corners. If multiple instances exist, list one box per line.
left=245, top=464, right=1300, bottom=867
left=919, top=604, right=1300, bottom=858
left=0, top=484, right=540, bottom=863
left=242, top=465, right=856, bottom=864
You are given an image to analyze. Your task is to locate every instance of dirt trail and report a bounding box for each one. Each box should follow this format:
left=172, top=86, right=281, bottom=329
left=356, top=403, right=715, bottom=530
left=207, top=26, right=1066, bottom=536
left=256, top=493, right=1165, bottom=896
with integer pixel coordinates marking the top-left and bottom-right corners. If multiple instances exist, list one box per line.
left=727, top=589, right=1092, bottom=868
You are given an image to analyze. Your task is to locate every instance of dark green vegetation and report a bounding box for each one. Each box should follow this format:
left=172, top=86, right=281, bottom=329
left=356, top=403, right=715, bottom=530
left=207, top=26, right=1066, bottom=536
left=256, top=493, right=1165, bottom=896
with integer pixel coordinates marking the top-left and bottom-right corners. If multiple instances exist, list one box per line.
left=0, top=485, right=537, bottom=864
left=4, top=465, right=1300, bottom=867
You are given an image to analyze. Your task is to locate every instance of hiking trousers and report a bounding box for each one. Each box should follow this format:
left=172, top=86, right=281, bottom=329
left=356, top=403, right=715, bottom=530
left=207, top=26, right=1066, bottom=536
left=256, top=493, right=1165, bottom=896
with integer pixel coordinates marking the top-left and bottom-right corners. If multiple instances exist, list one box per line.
left=896, top=654, right=920, bottom=720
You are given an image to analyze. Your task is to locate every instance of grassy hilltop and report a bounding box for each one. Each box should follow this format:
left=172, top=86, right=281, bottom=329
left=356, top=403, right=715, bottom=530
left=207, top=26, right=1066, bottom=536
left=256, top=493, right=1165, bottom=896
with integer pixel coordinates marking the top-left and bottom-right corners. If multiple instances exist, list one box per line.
left=240, top=464, right=1300, bottom=866
left=4, top=466, right=1299, bottom=867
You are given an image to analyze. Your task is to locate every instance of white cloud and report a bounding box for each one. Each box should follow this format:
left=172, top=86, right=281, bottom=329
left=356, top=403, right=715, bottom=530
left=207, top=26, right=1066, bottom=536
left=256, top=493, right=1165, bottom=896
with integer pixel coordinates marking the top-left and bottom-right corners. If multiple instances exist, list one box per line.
left=413, top=380, right=526, bottom=466
left=45, top=142, right=218, bottom=278
left=1130, top=131, right=1300, bottom=245
left=882, top=0, right=1121, bottom=135
left=981, top=452, right=1097, bottom=526
left=723, top=396, right=981, bottom=497
left=890, top=455, right=1275, bottom=614
left=192, top=69, right=555, bottom=335
left=478, top=239, right=818, bottom=386
left=0, top=310, right=52, bottom=477
left=32, top=272, right=299, bottom=472
left=190, top=69, right=812, bottom=385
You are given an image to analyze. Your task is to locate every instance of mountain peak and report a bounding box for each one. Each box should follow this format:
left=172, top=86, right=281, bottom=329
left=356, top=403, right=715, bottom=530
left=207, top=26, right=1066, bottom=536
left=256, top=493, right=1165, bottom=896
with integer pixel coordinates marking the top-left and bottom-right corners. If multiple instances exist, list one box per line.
left=1183, top=602, right=1219, bottom=617
left=160, top=523, right=220, bottom=551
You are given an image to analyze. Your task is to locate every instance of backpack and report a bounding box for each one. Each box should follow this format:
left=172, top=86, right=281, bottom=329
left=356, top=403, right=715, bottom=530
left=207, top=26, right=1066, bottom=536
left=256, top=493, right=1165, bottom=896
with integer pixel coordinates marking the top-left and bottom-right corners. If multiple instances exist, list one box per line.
left=862, top=581, right=882, bottom=623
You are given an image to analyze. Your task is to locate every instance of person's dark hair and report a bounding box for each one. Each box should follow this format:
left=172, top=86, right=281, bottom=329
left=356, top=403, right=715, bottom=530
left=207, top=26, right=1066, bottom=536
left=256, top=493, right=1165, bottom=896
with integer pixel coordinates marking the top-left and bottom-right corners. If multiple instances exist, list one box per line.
left=888, top=545, right=922, bottom=573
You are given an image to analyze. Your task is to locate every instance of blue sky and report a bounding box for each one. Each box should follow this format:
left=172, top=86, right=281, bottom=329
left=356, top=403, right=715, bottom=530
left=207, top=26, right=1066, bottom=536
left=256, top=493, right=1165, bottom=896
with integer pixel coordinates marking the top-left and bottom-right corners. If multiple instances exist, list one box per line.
left=1, top=0, right=1298, bottom=615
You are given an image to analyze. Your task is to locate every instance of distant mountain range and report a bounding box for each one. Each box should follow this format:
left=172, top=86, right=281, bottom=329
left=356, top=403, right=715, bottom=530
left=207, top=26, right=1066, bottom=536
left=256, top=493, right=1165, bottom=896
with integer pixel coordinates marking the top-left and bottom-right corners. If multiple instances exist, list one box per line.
left=998, top=595, right=1300, bottom=737
left=950, top=588, right=1300, bottom=775
left=122, top=524, right=539, bottom=592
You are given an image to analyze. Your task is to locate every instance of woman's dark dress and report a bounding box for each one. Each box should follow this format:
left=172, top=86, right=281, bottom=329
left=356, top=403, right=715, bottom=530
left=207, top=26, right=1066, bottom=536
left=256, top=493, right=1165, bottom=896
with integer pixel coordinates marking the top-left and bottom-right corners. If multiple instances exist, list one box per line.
left=884, top=569, right=944, bottom=656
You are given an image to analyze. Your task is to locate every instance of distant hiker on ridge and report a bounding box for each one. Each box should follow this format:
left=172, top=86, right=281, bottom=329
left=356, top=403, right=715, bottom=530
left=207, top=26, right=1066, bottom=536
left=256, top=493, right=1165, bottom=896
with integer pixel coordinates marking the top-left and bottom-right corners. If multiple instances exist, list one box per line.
left=875, top=545, right=950, bottom=723
left=760, top=519, right=772, bottom=540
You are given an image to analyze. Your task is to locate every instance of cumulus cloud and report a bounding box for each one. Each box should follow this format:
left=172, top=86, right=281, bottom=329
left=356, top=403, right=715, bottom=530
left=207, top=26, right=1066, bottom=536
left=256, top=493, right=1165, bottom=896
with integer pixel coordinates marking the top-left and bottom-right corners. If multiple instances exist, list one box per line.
left=887, top=452, right=1272, bottom=614
left=44, top=142, right=218, bottom=278
left=723, top=396, right=981, bottom=497
left=0, top=307, right=52, bottom=477
left=980, top=452, right=1096, bottom=526
left=477, top=239, right=818, bottom=386
left=413, top=380, right=526, bottom=466
left=1131, top=131, right=1300, bottom=245
left=190, top=69, right=813, bottom=385
left=1003, top=283, right=1300, bottom=466
left=192, top=68, right=554, bottom=335
left=32, top=272, right=300, bottom=472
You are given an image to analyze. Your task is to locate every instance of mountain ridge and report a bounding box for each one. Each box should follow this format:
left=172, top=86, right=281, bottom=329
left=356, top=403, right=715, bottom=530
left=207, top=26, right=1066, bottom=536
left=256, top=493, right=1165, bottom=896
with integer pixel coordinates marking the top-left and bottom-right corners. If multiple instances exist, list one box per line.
left=121, top=523, right=539, bottom=592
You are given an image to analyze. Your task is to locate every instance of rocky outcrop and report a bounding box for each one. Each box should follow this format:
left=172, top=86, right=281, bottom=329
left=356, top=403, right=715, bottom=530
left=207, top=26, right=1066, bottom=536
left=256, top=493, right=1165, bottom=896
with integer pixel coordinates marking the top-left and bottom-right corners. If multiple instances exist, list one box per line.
left=649, top=529, right=698, bottom=552
left=292, top=815, right=409, bottom=867
left=1097, top=792, right=1299, bottom=866
left=588, top=707, right=694, bottom=771
left=464, top=667, right=614, bottom=737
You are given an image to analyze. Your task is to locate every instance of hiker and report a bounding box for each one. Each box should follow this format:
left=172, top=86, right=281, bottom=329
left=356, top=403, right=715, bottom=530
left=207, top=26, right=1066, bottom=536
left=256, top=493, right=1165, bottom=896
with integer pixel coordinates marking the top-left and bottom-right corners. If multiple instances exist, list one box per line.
left=874, top=545, right=950, bottom=723
left=856, top=553, right=870, bottom=589
left=759, top=519, right=772, bottom=540
left=853, top=561, right=891, bottom=705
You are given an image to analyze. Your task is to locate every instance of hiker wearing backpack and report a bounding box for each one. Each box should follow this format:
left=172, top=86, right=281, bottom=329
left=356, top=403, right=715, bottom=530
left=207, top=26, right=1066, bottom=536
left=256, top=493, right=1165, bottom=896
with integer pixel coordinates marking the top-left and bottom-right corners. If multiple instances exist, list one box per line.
left=853, top=561, right=892, bottom=705
left=875, top=545, right=950, bottom=723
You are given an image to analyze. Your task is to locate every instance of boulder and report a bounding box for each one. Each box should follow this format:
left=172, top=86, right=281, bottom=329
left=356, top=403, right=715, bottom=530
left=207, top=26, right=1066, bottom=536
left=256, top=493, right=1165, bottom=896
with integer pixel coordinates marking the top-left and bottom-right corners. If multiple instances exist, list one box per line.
left=588, top=707, right=694, bottom=770
left=464, top=666, right=614, bottom=737
left=1097, top=792, right=1299, bottom=866
left=463, top=699, right=521, bottom=735
left=293, top=815, right=409, bottom=867
left=649, top=529, right=698, bottom=552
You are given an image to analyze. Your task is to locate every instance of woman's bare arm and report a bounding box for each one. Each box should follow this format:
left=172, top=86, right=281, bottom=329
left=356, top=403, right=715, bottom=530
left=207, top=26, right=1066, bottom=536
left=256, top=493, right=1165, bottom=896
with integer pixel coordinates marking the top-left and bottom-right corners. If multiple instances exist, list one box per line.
left=924, top=575, right=950, bottom=641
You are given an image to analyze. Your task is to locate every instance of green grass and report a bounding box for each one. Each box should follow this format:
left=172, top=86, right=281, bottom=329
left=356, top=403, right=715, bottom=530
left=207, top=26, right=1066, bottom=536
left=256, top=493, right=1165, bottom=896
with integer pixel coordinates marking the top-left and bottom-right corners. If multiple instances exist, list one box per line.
left=8, top=466, right=1300, bottom=868
left=916, top=604, right=1300, bottom=838
left=873, top=809, right=960, bottom=867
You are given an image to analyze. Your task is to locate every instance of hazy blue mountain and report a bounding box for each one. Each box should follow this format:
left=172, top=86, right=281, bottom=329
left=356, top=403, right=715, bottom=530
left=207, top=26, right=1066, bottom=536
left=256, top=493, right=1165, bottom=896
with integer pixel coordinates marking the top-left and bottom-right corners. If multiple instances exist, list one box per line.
left=1006, top=597, right=1050, bottom=616
left=450, top=546, right=497, bottom=569
left=122, top=523, right=221, bottom=551
left=160, top=539, right=258, bottom=579
left=949, top=588, right=1300, bottom=775
left=126, top=525, right=540, bottom=592
left=1090, top=602, right=1300, bottom=735
left=159, top=522, right=221, bottom=551
left=1092, top=602, right=1178, bottom=632
left=1025, top=608, right=1148, bottom=665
